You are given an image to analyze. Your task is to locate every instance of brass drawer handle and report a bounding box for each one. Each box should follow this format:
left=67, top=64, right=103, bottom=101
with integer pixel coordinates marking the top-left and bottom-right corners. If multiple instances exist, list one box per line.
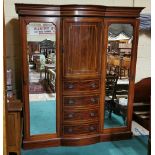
left=90, top=83, right=97, bottom=88
left=89, top=126, right=95, bottom=131
left=68, top=99, right=75, bottom=105
left=68, top=84, right=74, bottom=89
left=68, top=128, right=73, bottom=133
left=90, top=98, right=97, bottom=103
left=90, top=112, right=95, bottom=117
left=68, top=113, right=74, bottom=118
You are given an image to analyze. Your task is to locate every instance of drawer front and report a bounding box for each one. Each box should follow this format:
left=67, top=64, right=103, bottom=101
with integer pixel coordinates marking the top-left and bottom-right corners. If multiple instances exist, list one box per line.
left=63, top=95, right=99, bottom=107
left=63, top=123, right=99, bottom=135
left=63, top=80, right=100, bottom=92
left=64, top=109, right=99, bottom=122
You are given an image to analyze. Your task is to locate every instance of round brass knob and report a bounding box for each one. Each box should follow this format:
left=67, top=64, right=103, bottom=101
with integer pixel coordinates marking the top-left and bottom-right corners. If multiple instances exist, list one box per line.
left=90, top=112, right=95, bottom=117
left=68, top=113, right=74, bottom=118
left=68, top=84, right=74, bottom=89
left=89, top=126, right=95, bottom=131
left=90, top=98, right=96, bottom=103
left=68, top=99, right=75, bottom=105
left=90, top=83, right=97, bottom=88
left=68, top=128, right=73, bottom=133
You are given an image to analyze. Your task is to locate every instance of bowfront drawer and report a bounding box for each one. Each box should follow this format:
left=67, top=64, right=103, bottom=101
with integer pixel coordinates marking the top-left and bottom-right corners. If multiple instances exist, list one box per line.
left=63, top=79, right=100, bottom=92
left=63, top=109, right=99, bottom=122
left=63, top=123, right=99, bottom=135
left=63, top=95, right=99, bottom=107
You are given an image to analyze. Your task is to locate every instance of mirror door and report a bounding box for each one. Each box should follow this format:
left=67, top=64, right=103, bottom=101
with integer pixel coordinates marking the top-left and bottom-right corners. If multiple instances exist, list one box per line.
left=26, top=22, right=57, bottom=135
left=104, top=23, right=133, bottom=129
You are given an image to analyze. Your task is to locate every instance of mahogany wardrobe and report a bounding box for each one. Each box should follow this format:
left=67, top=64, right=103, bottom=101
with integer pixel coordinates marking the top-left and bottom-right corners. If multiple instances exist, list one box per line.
left=15, top=4, right=143, bottom=149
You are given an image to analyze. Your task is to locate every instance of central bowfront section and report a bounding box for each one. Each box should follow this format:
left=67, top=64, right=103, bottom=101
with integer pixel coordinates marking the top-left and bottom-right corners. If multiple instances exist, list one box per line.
left=62, top=17, right=103, bottom=137
left=15, top=4, right=144, bottom=149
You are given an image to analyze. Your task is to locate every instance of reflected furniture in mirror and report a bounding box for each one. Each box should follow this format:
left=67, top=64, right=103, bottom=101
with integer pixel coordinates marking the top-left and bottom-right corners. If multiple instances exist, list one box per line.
left=104, top=24, right=132, bottom=128
left=27, top=22, right=57, bottom=136
left=15, top=4, right=143, bottom=149
left=105, top=73, right=118, bottom=119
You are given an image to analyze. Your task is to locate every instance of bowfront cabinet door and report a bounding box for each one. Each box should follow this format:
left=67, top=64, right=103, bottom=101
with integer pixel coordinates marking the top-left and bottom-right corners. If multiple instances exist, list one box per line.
left=63, top=18, right=103, bottom=79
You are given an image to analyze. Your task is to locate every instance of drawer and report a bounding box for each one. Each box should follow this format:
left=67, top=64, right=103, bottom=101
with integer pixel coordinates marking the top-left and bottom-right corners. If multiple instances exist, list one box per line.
left=63, top=123, right=99, bottom=135
left=63, top=95, right=99, bottom=107
left=63, top=80, right=100, bottom=92
left=63, top=109, right=99, bottom=122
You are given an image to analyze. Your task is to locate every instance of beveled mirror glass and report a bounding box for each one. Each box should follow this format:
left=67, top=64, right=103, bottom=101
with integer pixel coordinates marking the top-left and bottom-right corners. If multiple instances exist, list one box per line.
left=104, top=24, right=133, bottom=129
left=27, top=22, right=56, bottom=135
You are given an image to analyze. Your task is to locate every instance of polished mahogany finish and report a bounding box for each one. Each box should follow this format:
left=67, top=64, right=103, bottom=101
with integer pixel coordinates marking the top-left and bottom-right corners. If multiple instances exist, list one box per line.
left=7, top=98, right=22, bottom=155
left=63, top=108, right=99, bottom=122
left=15, top=4, right=144, bottom=149
left=63, top=95, right=99, bottom=107
left=63, top=80, right=100, bottom=93
left=63, top=123, right=99, bottom=135
left=62, top=16, right=102, bottom=138
left=63, top=17, right=102, bottom=78
left=134, top=77, right=151, bottom=103
left=15, top=4, right=143, bottom=17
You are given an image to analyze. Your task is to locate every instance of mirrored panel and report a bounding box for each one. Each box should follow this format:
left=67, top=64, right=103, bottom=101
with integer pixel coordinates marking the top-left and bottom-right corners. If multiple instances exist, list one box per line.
left=27, top=22, right=56, bottom=135
left=104, top=24, right=133, bottom=129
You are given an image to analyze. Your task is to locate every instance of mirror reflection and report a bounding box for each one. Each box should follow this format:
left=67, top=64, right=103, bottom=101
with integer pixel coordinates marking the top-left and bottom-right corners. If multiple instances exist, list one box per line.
left=27, top=22, right=56, bottom=135
left=104, top=24, right=133, bottom=128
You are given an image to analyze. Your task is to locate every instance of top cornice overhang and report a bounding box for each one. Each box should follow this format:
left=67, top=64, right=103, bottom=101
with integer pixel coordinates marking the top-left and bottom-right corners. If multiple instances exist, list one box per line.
left=15, top=4, right=144, bottom=18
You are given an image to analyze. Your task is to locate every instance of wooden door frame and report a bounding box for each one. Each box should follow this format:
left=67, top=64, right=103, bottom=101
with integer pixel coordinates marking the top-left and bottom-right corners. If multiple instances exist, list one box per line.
left=102, top=18, right=140, bottom=134
left=20, top=16, right=61, bottom=147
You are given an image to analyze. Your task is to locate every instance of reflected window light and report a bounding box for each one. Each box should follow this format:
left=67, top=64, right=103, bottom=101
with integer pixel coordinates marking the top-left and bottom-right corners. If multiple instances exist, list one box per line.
left=75, top=10, right=79, bottom=15
left=74, top=17, right=79, bottom=22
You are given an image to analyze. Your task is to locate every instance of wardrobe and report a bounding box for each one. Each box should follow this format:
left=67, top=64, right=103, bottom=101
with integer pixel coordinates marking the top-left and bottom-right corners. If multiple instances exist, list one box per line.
left=15, top=4, right=144, bottom=149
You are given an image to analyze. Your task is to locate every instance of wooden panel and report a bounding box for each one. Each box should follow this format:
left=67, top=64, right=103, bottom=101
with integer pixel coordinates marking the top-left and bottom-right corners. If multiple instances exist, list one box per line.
left=61, top=135, right=100, bottom=146
left=63, top=79, right=100, bottom=92
left=8, top=113, right=17, bottom=147
left=134, top=77, right=151, bottom=103
left=133, top=77, right=151, bottom=130
left=63, top=95, right=99, bottom=107
left=63, top=123, right=99, bottom=135
left=63, top=109, right=99, bottom=122
left=19, top=17, right=61, bottom=145
left=7, top=99, right=22, bottom=155
left=63, top=18, right=103, bottom=78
